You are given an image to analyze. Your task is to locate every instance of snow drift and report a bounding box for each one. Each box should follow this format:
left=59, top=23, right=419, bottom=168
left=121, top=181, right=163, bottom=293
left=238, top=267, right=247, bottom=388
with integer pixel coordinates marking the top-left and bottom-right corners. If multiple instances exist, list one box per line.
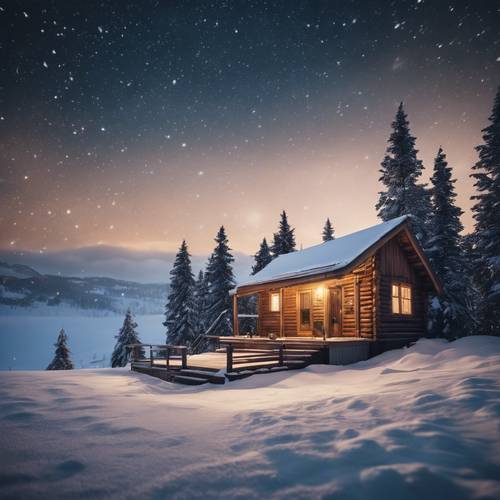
left=0, top=336, right=499, bottom=499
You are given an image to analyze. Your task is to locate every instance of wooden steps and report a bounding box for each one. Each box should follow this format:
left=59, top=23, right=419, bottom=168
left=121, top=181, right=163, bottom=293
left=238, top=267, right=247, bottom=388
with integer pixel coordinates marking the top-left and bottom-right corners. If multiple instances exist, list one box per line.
left=131, top=364, right=225, bottom=385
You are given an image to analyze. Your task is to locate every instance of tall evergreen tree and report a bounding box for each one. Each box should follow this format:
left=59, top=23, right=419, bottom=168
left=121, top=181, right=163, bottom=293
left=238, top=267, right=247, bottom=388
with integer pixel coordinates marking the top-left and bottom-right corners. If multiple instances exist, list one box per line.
left=111, top=309, right=143, bottom=367
left=271, top=210, right=296, bottom=257
left=164, top=240, right=196, bottom=345
left=252, top=238, right=272, bottom=274
left=427, top=147, right=471, bottom=337
left=322, top=218, right=335, bottom=242
left=205, top=226, right=235, bottom=336
left=376, top=102, right=432, bottom=243
left=47, top=329, right=73, bottom=370
left=193, top=269, right=209, bottom=335
left=470, top=87, right=500, bottom=335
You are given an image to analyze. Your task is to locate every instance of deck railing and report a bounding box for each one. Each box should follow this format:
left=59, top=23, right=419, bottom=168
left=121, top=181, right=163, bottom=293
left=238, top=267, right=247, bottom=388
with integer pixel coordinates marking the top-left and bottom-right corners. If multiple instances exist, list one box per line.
left=128, top=343, right=187, bottom=370
left=216, top=339, right=291, bottom=373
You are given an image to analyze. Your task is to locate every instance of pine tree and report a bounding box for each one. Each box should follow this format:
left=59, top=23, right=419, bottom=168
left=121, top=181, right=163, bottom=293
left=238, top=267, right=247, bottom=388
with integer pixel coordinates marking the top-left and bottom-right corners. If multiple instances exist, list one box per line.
left=376, top=102, right=432, bottom=243
left=164, top=240, right=196, bottom=345
left=205, top=226, right=235, bottom=336
left=271, top=210, right=296, bottom=257
left=252, top=238, right=272, bottom=274
left=470, top=87, right=500, bottom=335
left=427, top=147, right=471, bottom=338
left=193, top=269, right=209, bottom=338
left=111, top=309, right=143, bottom=367
left=47, top=329, right=73, bottom=370
left=322, top=218, right=335, bottom=242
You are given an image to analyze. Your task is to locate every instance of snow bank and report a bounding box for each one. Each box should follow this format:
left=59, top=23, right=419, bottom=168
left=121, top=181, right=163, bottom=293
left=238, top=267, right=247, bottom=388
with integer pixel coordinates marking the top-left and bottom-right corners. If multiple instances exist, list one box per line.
left=0, top=336, right=499, bottom=499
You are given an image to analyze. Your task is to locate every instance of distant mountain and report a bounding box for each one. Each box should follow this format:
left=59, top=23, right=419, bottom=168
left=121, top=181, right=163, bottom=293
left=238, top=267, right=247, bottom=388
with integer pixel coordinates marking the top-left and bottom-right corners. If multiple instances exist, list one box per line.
left=0, top=261, right=168, bottom=315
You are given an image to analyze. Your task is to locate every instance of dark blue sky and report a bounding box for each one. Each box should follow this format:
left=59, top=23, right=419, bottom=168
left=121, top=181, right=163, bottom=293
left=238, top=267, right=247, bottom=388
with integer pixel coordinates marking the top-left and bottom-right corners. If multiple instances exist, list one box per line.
left=1, top=0, right=499, bottom=279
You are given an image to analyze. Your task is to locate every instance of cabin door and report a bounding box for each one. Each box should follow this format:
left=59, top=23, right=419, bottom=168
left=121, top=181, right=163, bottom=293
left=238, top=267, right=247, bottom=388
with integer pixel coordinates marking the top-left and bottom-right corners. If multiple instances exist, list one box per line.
left=329, top=286, right=343, bottom=337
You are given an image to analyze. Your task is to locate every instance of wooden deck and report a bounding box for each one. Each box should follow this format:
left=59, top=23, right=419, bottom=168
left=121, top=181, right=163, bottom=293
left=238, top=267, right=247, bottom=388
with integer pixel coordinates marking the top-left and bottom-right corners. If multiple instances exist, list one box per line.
left=129, top=336, right=372, bottom=385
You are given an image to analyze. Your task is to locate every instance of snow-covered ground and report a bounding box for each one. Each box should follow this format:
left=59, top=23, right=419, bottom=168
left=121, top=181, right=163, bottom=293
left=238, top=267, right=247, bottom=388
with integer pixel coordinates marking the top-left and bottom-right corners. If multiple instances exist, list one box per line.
left=0, top=336, right=499, bottom=499
left=0, top=314, right=165, bottom=370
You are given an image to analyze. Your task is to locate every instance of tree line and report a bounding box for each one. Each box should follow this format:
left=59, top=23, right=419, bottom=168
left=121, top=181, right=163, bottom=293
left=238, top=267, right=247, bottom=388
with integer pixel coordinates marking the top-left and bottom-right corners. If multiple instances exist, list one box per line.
left=376, top=89, right=500, bottom=337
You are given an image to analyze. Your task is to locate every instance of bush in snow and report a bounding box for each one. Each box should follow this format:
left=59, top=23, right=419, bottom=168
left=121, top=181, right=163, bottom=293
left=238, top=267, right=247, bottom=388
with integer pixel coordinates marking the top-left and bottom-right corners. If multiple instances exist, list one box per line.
left=47, top=328, right=74, bottom=370
left=111, top=309, right=143, bottom=367
left=471, top=86, right=500, bottom=335
left=376, top=102, right=432, bottom=244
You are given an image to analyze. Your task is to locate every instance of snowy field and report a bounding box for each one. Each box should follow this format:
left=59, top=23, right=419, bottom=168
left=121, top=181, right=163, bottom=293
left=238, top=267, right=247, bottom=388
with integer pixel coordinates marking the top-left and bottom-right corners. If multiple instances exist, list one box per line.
left=0, top=313, right=165, bottom=370
left=0, top=336, right=499, bottom=499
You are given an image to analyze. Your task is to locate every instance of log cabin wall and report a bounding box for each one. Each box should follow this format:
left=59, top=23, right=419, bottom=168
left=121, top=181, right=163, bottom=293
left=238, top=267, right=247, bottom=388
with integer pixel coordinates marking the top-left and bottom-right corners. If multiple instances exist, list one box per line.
left=255, top=256, right=376, bottom=339
left=257, top=291, right=280, bottom=336
left=354, top=257, right=375, bottom=339
left=375, top=238, right=427, bottom=339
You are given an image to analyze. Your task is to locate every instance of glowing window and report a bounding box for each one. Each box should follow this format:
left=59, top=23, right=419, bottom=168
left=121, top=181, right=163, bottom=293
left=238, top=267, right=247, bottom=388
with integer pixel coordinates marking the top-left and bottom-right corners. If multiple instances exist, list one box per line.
left=401, top=285, right=412, bottom=315
left=392, top=283, right=412, bottom=315
left=270, top=292, right=280, bottom=312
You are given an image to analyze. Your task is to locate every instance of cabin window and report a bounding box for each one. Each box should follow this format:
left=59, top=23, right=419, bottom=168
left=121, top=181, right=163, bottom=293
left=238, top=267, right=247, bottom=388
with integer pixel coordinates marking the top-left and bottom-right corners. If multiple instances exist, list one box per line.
left=299, top=291, right=312, bottom=330
left=392, top=283, right=412, bottom=315
left=270, top=292, right=280, bottom=312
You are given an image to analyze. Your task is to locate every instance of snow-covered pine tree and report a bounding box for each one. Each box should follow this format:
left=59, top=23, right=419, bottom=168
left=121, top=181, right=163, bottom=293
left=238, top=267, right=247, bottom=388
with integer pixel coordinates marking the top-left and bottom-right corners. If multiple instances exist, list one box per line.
left=111, top=308, right=143, bottom=367
left=271, top=210, right=296, bottom=257
left=252, top=238, right=272, bottom=274
left=164, top=240, right=196, bottom=346
left=427, top=147, right=471, bottom=338
left=322, top=218, right=335, bottom=242
left=205, top=226, right=235, bottom=336
left=47, top=329, right=74, bottom=370
left=470, top=87, right=500, bottom=335
left=376, top=102, right=432, bottom=243
left=192, top=269, right=210, bottom=343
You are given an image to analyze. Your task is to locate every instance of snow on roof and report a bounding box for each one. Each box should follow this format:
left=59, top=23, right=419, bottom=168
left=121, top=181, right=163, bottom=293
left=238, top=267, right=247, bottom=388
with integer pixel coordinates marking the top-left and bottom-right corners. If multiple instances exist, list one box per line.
left=237, top=215, right=409, bottom=289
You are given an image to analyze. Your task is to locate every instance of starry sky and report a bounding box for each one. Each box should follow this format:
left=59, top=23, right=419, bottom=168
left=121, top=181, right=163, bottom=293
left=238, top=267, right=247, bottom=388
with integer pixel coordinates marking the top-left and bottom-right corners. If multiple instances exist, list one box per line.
left=1, top=1, right=499, bottom=280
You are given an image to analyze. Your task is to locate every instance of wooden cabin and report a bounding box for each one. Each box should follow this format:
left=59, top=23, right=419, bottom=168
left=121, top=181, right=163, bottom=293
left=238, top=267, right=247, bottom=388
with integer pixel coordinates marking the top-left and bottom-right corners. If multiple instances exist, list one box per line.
left=232, top=216, right=442, bottom=360
left=129, top=217, right=443, bottom=384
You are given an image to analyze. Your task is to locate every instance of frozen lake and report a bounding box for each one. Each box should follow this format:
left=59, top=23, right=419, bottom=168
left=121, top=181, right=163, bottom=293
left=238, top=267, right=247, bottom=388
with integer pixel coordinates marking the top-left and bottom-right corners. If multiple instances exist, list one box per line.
left=0, top=313, right=165, bottom=370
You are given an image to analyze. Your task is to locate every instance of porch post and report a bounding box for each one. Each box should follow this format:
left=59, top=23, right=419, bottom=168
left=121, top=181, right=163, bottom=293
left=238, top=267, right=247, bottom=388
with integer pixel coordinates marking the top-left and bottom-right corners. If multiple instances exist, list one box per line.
left=279, top=288, right=284, bottom=338
left=355, top=275, right=360, bottom=337
left=233, top=293, right=239, bottom=336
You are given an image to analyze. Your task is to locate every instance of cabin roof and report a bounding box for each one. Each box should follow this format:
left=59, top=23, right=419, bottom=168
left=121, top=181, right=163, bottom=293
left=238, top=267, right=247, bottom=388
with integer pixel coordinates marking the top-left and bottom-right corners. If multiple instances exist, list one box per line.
left=236, top=215, right=440, bottom=293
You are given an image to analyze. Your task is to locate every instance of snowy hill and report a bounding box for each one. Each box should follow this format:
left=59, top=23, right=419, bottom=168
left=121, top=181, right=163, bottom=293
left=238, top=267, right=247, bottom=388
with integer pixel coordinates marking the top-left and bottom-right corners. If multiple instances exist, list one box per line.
left=0, top=336, right=498, bottom=499
left=0, top=261, right=41, bottom=279
left=0, top=261, right=168, bottom=315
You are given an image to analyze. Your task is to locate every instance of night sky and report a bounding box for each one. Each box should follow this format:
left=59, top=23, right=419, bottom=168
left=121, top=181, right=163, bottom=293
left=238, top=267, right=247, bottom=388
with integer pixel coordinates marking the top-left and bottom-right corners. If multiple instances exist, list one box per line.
left=1, top=1, right=499, bottom=279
